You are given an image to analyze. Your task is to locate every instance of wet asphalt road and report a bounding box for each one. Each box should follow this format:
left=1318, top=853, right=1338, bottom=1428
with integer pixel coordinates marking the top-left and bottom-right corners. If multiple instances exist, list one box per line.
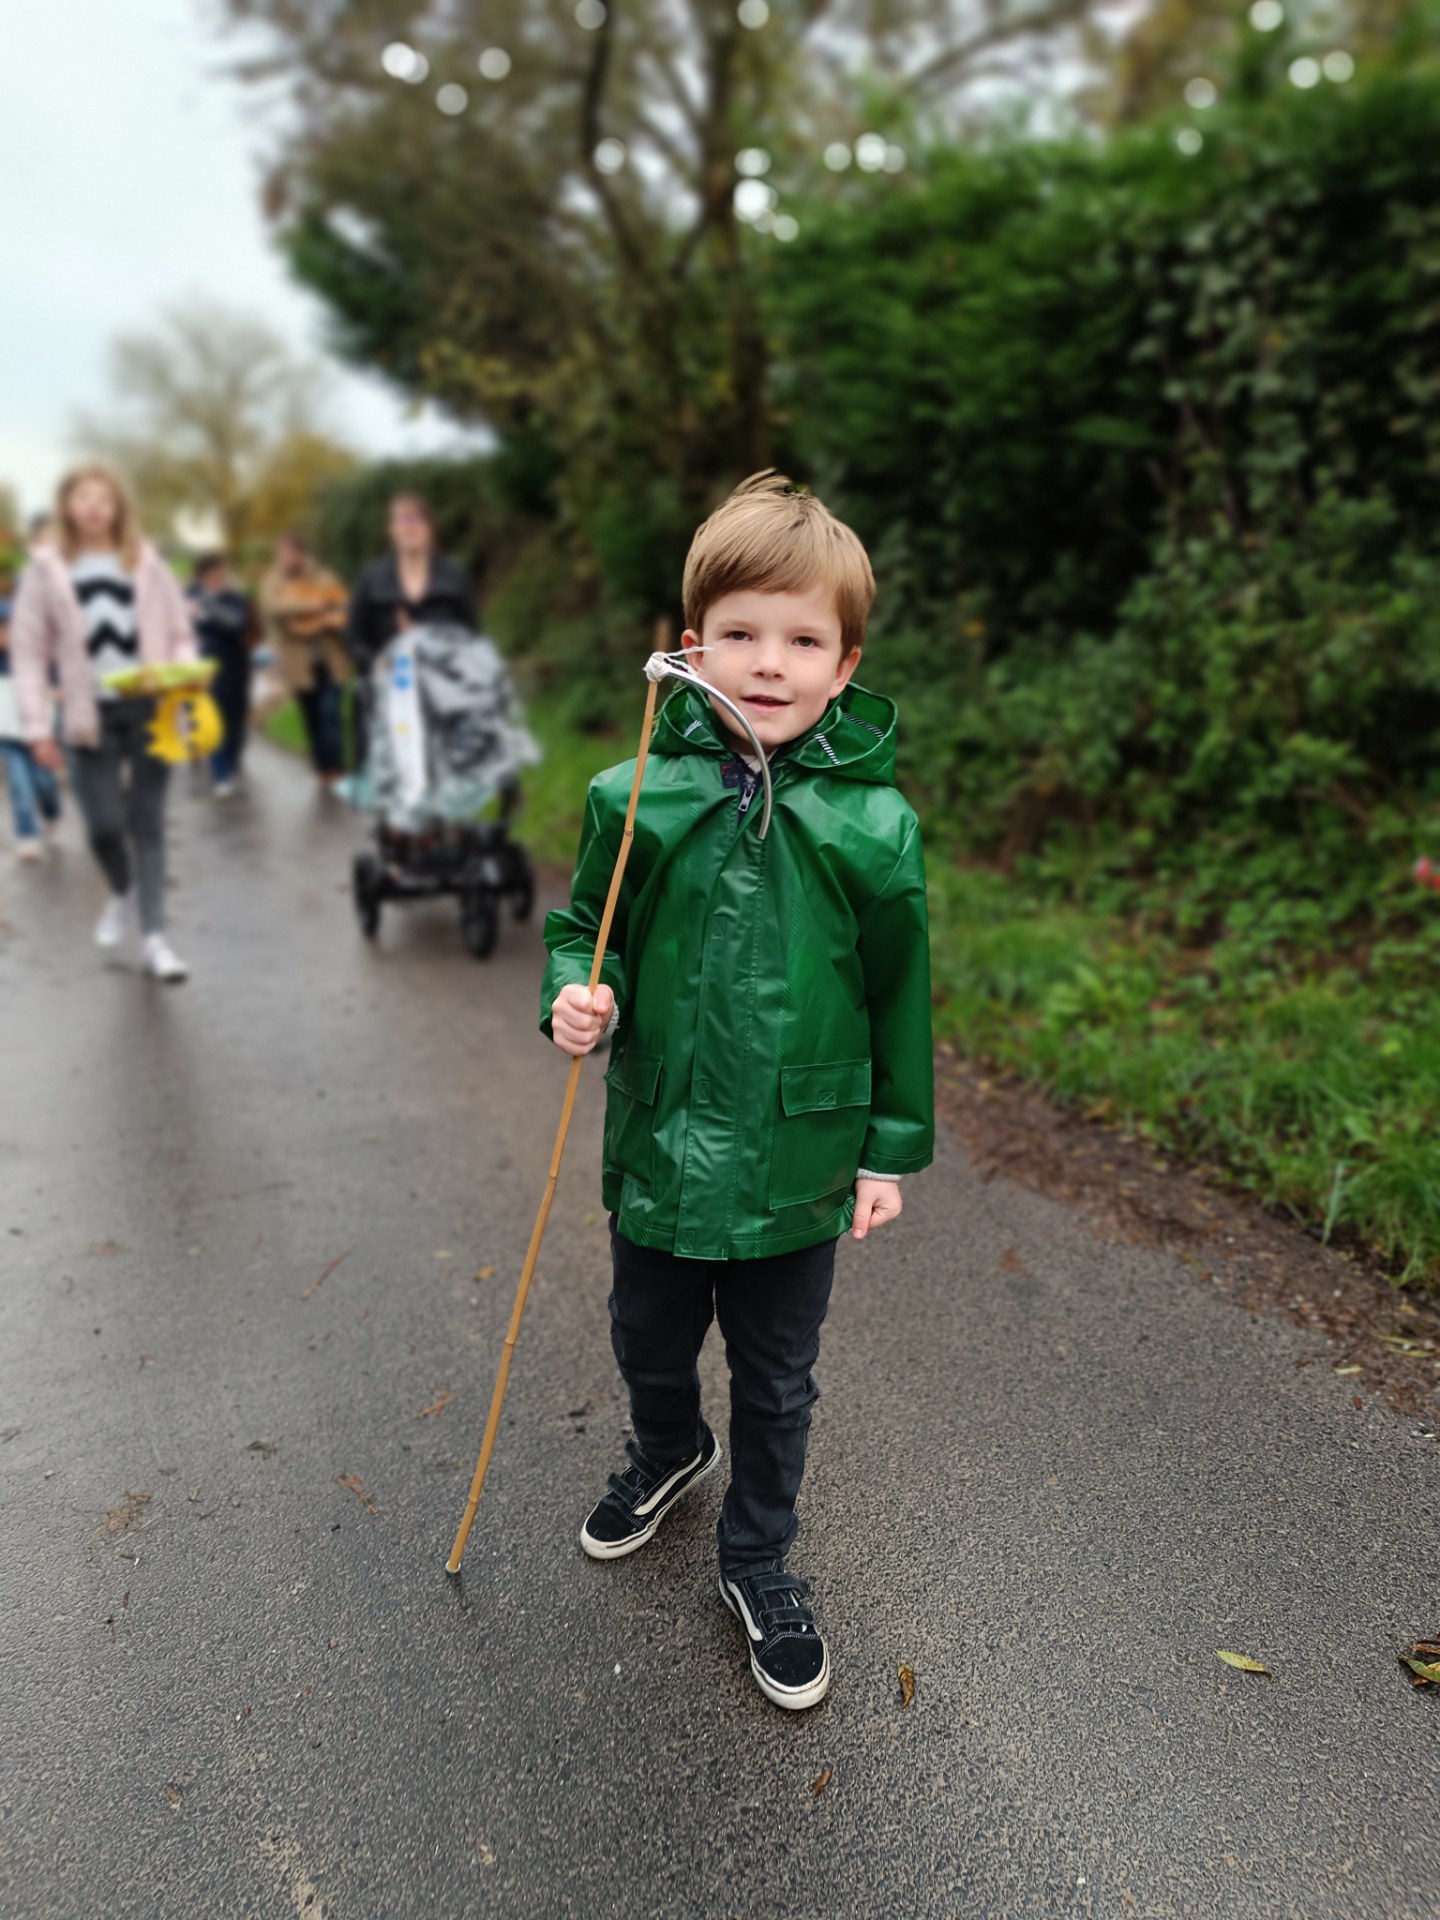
left=1, top=741, right=1438, bottom=1920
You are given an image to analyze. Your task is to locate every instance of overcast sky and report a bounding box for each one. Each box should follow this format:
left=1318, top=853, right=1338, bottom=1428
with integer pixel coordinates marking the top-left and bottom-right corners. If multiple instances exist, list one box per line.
left=0, top=0, right=476, bottom=517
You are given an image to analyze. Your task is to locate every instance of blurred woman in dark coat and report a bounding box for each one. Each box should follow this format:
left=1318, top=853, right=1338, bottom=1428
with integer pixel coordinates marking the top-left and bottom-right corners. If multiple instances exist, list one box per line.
left=345, top=493, right=477, bottom=772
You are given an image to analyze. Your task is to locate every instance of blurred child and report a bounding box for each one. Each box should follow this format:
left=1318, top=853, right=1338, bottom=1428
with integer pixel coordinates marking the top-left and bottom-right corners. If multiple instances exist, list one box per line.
left=0, top=591, right=62, bottom=862
left=187, top=552, right=254, bottom=798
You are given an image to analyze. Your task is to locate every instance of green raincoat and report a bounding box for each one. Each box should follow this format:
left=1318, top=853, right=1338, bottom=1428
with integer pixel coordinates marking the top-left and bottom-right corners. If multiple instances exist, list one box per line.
left=540, top=680, right=934, bottom=1260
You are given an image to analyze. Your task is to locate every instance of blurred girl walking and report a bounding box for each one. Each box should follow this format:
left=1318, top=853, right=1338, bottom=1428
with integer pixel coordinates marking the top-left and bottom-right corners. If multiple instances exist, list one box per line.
left=9, top=464, right=196, bottom=981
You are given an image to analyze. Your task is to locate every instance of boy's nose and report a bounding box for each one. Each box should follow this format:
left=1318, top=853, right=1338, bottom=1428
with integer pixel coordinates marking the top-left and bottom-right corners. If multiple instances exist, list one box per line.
left=753, top=638, right=787, bottom=676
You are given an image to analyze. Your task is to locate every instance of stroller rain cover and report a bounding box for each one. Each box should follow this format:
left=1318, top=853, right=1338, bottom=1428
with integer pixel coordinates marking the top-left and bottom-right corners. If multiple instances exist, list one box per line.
left=369, top=624, right=540, bottom=832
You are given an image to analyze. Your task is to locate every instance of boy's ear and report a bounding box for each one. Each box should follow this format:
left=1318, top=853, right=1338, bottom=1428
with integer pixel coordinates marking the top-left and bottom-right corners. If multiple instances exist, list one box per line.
left=830, top=646, right=862, bottom=697
left=680, top=627, right=704, bottom=657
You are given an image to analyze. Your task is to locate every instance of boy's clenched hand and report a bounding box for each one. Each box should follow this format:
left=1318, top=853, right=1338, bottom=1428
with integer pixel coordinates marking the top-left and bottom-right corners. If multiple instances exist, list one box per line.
left=851, top=1177, right=903, bottom=1241
left=551, top=983, right=616, bottom=1056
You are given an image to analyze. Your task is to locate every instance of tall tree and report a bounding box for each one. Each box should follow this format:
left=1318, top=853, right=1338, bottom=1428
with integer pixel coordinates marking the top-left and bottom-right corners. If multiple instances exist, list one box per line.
left=73, top=300, right=350, bottom=549
left=1089, top=0, right=1436, bottom=125
left=221, top=0, right=1111, bottom=532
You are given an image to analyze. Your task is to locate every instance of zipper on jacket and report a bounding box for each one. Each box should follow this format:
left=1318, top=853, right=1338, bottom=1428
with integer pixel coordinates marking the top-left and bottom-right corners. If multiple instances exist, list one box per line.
left=721, top=758, right=761, bottom=823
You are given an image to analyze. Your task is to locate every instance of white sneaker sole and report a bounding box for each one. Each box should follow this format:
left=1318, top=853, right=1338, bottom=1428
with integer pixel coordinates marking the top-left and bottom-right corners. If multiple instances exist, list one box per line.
left=94, top=896, right=135, bottom=949
left=719, top=1575, right=832, bottom=1711
left=579, top=1439, right=722, bottom=1561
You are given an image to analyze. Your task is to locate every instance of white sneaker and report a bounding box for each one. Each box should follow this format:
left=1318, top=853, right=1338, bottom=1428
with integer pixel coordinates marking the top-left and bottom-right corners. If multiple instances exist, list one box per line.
left=94, top=890, right=136, bottom=949
left=16, top=838, right=43, bottom=864
left=142, top=933, right=188, bottom=983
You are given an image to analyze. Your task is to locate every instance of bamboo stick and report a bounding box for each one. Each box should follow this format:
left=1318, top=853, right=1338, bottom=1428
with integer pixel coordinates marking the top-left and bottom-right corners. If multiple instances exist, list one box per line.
left=445, top=672, right=661, bottom=1576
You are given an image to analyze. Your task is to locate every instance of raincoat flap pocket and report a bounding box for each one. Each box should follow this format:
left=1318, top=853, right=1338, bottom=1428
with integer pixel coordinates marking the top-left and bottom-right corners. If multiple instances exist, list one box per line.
left=605, top=1049, right=662, bottom=1107
left=779, top=1060, right=871, bottom=1116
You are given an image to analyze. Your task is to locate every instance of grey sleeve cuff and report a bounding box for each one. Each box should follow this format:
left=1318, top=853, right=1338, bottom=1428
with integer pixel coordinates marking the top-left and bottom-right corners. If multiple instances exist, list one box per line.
left=856, top=1168, right=901, bottom=1183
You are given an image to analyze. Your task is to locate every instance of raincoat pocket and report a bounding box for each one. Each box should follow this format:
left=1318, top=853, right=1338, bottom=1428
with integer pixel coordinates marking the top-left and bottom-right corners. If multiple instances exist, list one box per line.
left=769, top=1060, right=872, bottom=1209
left=603, top=1048, right=662, bottom=1193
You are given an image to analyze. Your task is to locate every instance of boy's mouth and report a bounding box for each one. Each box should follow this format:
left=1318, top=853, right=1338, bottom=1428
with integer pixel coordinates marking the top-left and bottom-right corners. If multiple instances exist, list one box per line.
left=742, top=694, right=791, bottom=711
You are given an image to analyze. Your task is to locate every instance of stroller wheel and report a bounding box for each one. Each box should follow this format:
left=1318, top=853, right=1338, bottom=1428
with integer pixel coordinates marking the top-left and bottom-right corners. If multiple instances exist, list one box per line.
left=460, top=886, right=499, bottom=960
left=508, top=844, right=535, bottom=922
left=353, top=852, right=383, bottom=940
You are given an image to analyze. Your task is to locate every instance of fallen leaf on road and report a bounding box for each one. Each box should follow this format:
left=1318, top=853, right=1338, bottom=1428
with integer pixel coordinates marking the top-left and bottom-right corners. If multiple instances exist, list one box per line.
left=999, top=1246, right=1028, bottom=1276
left=475, top=1266, right=496, bottom=1281
left=87, top=1240, right=124, bottom=1257
left=435, top=1250, right=454, bottom=1260
left=811, top=1769, right=833, bottom=1796
left=474, top=1839, right=497, bottom=1866
left=300, top=1248, right=352, bottom=1302
left=1216, top=1650, right=1270, bottom=1674
left=163, top=1783, right=183, bottom=1811
left=1400, top=1639, right=1440, bottom=1686
left=1352, top=1396, right=1364, bottom=1410
left=410, top=1390, right=458, bottom=1420
left=247, top=1439, right=279, bottom=1457
left=898, top=1663, right=916, bottom=1708
left=138, top=1354, right=154, bottom=1371
left=335, top=1473, right=378, bottom=1514
left=1332, top=1364, right=1362, bottom=1376
left=103, top=1490, right=152, bottom=1535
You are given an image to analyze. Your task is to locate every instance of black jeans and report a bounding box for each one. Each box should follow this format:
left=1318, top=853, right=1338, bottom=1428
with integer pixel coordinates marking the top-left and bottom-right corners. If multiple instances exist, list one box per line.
left=205, top=642, right=251, bottom=782
left=69, top=699, right=171, bottom=934
left=608, top=1222, right=836, bottom=1574
left=296, top=663, right=344, bottom=775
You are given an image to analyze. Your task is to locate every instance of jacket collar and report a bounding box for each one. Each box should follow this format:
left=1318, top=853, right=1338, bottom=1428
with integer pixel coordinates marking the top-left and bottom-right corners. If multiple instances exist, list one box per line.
left=653, top=679, right=898, bottom=785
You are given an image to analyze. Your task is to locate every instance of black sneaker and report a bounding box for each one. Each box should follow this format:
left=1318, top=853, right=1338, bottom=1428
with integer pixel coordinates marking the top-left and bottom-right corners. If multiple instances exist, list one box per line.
left=719, top=1565, right=831, bottom=1710
left=579, top=1428, right=721, bottom=1561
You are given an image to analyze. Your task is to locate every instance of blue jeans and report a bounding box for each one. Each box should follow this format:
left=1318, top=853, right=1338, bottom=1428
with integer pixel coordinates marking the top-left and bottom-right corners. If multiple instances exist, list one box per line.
left=1, top=740, right=61, bottom=841
left=607, top=1221, right=836, bottom=1574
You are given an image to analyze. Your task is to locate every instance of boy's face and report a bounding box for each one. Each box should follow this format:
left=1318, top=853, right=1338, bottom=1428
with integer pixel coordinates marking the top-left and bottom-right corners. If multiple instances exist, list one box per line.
left=683, top=584, right=860, bottom=754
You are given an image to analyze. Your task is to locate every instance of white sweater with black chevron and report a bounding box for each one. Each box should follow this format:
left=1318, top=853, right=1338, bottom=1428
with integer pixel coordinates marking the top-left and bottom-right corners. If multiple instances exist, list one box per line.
left=70, top=551, right=138, bottom=698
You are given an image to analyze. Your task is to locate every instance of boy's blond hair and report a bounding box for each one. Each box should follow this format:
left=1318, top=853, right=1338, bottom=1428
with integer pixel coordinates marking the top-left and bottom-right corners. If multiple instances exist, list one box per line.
left=683, top=470, right=874, bottom=657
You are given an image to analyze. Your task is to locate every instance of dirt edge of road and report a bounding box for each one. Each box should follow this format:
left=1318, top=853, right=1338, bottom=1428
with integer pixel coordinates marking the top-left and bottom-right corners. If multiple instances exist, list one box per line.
left=938, top=1048, right=1440, bottom=1426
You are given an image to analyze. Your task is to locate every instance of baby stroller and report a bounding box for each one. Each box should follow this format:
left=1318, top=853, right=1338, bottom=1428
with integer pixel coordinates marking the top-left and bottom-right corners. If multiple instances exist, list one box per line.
left=350, top=624, right=541, bottom=959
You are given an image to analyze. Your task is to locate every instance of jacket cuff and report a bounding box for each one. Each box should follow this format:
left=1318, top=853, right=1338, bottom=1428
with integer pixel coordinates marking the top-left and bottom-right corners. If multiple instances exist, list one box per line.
left=856, top=1168, right=901, bottom=1183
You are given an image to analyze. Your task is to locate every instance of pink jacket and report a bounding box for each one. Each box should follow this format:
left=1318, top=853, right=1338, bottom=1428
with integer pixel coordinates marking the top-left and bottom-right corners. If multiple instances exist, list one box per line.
left=10, top=542, right=197, bottom=748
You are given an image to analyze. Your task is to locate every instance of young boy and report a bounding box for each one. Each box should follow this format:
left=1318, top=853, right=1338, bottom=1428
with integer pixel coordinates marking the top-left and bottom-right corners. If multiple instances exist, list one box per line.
left=541, top=472, right=933, bottom=1710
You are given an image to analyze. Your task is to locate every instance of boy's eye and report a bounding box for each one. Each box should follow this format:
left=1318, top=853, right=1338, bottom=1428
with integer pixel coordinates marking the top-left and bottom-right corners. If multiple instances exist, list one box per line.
left=792, top=634, right=820, bottom=648
left=723, top=629, right=752, bottom=643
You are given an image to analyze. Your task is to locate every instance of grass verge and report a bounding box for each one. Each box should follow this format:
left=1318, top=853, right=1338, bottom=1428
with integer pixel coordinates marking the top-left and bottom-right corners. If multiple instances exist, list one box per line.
left=929, top=865, right=1440, bottom=1290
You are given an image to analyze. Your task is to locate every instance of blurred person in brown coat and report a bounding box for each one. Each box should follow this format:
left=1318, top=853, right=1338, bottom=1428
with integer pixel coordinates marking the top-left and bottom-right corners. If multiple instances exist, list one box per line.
left=258, top=533, right=350, bottom=786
